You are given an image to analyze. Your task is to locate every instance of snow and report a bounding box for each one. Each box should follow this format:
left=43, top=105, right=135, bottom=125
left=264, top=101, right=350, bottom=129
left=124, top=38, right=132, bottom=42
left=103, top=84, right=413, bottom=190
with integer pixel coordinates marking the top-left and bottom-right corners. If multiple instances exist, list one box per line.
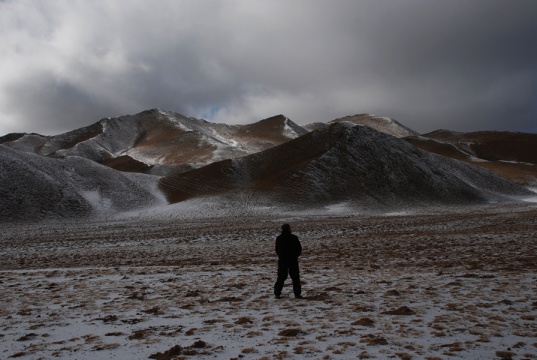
left=469, top=155, right=489, bottom=162
left=282, top=117, right=307, bottom=139
left=159, top=109, right=191, bottom=132
left=500, top=160, right=535, bottom=166
left=1, top=204, right=536, bottom=359
left=384, top=211, right=414, bottom=216
left=125, top=147, right=166, bottom=165
left=79, top=190, right=114, bottom=211
left=367, top=114, right=393, bottom=124
left=521, top=187, right=537, bottom=203
left=324, top=202, right=355, bottom=213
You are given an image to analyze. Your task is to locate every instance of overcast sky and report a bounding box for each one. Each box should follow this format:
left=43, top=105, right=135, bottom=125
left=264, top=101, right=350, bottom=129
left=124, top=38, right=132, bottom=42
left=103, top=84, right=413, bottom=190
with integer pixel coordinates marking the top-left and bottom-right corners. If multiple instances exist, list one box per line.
left=1, top=0, right=536, bottom=136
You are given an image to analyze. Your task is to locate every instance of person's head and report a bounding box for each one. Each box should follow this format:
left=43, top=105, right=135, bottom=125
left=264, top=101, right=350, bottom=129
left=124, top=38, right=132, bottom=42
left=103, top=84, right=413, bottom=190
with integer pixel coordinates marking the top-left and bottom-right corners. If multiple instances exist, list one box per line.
left=281, top=223, right=291, bottom=234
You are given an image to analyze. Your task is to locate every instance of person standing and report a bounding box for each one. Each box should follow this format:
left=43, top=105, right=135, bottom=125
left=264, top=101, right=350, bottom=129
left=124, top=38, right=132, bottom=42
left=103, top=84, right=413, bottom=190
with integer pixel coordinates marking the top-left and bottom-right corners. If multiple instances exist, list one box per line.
left=274, top=224, right=302, bottom=299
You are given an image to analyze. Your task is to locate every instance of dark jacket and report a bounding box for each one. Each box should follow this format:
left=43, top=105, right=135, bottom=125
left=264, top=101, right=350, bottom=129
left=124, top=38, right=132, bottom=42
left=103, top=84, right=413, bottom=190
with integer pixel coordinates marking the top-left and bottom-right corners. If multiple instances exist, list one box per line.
left=275, top=232, right=302, bottom=260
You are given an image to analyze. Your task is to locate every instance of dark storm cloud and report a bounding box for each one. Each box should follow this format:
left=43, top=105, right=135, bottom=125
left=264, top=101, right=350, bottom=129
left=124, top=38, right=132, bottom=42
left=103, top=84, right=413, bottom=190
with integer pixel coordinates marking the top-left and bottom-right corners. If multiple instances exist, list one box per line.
left=0, top=0, right=536, bottom=135
left=348, top=1, right=537, bottom=133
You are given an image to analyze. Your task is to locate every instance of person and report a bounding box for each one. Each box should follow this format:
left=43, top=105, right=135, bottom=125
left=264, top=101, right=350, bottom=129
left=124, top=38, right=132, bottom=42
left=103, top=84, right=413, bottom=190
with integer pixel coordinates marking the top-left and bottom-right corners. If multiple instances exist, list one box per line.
left=274, top=223, right=302, bottom=299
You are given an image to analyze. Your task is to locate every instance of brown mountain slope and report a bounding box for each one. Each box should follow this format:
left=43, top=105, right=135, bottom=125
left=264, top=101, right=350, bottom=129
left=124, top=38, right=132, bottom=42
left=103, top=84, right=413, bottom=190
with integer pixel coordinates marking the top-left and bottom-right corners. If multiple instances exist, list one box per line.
left=421, top=130, right=537, bottom=164
left=406, top=130, right=537, bottom=186
left=160, top=123, right=531, bottom=208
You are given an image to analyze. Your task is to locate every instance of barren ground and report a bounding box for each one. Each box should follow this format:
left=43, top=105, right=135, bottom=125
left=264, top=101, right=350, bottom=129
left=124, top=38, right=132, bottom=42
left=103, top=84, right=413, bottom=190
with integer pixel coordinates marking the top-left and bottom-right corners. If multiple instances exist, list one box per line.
left=1, top=203, right=536, bottom=359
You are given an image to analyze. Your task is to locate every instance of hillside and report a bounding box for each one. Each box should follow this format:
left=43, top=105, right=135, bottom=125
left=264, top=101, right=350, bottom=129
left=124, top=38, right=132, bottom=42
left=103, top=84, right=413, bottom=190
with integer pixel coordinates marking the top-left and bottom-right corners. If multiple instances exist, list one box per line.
left=0, top=109, right=307, bottom=176
left=0, top=145, right=165, bottom=223
left=160, top=123, right=532, bottom=209
left=406, top=130, right=537, bottom=186
left=420, top=130, right=537, bottom=164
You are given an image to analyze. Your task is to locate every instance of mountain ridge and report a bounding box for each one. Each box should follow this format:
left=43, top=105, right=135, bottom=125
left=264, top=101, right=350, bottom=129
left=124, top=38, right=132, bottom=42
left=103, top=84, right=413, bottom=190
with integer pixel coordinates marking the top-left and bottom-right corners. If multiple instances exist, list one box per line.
left=1, top=109, right=308, bottom=176
left=160, top=122, right=532, bottom=209
left=1, top=108, right=535, bottom=223
left=329, top=113, right=418, bottom=138
left=406, top=129, right=537, bottom=186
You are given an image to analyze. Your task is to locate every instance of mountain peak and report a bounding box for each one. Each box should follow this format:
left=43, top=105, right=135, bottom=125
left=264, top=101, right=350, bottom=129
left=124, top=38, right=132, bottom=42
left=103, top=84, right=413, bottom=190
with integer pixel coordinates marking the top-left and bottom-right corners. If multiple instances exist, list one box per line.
left=328, top=114, right=417, bottom=138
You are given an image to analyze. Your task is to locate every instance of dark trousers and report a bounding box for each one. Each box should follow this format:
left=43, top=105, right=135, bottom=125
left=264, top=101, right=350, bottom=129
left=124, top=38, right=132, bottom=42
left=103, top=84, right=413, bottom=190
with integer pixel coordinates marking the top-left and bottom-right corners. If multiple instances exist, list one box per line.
left=274, top=258, right=301, bottom=297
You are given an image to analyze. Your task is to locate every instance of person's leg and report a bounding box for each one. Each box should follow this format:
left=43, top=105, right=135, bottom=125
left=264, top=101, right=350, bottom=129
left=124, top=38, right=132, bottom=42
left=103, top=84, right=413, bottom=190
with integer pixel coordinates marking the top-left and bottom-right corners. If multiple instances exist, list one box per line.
left=289, top=260, right=301, bottom=297
left=274, top=260, right=288, bottom=297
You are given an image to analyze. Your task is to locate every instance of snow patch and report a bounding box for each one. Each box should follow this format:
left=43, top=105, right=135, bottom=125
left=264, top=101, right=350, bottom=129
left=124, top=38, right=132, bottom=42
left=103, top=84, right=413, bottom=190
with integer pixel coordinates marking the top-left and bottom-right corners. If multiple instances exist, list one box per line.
left=125, top=148, right=166, bottom=165
left=324, top=202, right=354, bottom=213
left=80, top=190, right=114, bottom=211
left=521, top=187, right=537, bottom=202
left=368, top=114, right=393, bottom=123
left=469, top=156, right=489, bottom=162
left=159, top=110, right=191, bottom=132
left=499, top=160, right=535, bottom=166
left=384, top=211, right=414, bottom=216
left=283, top=118, right=298, bottom=139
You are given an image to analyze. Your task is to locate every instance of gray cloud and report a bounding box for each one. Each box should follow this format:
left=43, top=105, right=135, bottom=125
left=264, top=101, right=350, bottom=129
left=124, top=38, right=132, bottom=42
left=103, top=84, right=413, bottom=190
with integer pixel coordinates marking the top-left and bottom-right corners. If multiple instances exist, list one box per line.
left=1, top=0, right=536, bottom=135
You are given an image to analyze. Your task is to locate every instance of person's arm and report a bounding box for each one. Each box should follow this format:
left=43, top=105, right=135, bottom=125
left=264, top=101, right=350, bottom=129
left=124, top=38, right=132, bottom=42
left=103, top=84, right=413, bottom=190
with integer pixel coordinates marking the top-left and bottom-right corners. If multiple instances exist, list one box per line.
left=275, top=237, right=280, bottom=256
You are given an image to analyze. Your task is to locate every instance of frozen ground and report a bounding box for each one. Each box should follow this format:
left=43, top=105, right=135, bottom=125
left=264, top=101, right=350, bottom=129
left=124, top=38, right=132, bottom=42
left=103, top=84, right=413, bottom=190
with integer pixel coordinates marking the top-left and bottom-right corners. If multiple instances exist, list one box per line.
left=1, top=203, right=536, bottom=359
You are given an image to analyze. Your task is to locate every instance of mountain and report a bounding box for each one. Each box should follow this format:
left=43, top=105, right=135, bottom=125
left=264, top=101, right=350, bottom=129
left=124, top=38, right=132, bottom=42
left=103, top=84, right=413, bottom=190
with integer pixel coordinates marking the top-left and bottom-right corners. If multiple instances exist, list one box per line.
left=1, top=109, right=534, bottom=223
left=0, top=145, right=164, bottom=223
left=406, top=130, right=537, bottom=186
left=159, top=123, right=532, bottom=209
left=327, top=114, right=418, bottom=138
left=303, top=114, right=418, bottom=138
left=0, top=109, right=308, bottom=176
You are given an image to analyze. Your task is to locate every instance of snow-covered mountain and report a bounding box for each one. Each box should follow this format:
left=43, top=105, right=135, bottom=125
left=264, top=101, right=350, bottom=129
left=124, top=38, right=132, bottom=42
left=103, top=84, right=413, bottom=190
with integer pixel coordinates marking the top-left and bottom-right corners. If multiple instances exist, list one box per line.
left=0, top=109, right=307, bottom=176
left=160, top=122, right=532, bottom=209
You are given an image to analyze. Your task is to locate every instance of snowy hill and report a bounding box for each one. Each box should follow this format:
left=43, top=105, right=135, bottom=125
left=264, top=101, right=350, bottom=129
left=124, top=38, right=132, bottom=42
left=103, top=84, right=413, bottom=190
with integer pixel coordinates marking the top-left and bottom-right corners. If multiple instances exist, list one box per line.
left=0, top=145, right=165, bottom=223
left=0, top=109, right=307, bottom=176
left=160, top=123, right=532, bottom=209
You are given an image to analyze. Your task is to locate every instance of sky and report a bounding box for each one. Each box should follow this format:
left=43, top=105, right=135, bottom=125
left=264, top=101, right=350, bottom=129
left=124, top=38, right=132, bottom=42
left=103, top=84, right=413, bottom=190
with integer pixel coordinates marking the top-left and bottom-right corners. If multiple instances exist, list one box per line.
left=1, top=0, right=536, bottom=136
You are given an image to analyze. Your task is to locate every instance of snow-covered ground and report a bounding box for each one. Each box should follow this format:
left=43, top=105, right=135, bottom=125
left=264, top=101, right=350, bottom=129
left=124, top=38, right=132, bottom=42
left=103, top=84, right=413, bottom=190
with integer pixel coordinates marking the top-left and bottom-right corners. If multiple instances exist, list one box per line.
left=1, top=203, right=536, bottom=359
